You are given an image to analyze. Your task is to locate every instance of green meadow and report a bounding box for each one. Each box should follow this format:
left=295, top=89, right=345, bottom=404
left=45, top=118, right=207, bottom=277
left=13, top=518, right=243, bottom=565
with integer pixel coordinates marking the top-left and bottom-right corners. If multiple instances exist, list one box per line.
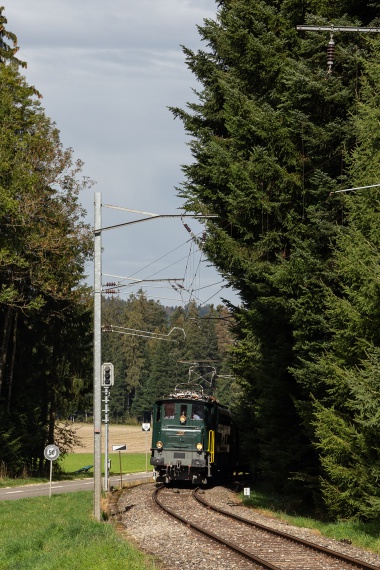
left=0, top=492, right=157, bottom=570
left=0, top=453, right=155, bottom=568
left=1, top=470, right=380, bottom=567
left=60, top=452, right=148, bottom=476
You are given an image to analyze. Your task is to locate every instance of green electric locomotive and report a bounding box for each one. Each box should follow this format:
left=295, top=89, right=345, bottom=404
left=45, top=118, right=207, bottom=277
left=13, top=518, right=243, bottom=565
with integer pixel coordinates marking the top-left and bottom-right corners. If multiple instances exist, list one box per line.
left=150, top=384, right=238, bottom=484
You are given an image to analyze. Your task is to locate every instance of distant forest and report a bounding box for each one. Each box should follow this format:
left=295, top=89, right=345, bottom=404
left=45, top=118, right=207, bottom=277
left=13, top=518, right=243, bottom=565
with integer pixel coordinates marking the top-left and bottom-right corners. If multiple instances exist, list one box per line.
left=101, top=294, right=236, bottom=422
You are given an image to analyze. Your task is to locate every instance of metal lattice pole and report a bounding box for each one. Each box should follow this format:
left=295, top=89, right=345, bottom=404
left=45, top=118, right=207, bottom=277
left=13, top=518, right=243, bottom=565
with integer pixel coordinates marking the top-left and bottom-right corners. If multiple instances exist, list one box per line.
left=93, top=192, right=102, bottom=521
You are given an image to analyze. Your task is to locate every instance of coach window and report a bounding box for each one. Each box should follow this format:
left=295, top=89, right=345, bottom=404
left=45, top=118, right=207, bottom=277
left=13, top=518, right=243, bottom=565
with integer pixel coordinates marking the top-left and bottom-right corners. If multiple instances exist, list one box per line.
left=156, top=405, right=161, bottom=422
left=192, top=404, right=204, bottom=420
left=164, top=402, right=175, bottom=419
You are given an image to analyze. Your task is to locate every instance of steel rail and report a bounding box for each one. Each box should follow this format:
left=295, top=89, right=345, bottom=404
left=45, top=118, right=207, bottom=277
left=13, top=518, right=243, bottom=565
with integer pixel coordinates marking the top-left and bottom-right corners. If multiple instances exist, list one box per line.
left=193, top=488, right=380, bottom=570
left=153, top=485, right=282, bottom=570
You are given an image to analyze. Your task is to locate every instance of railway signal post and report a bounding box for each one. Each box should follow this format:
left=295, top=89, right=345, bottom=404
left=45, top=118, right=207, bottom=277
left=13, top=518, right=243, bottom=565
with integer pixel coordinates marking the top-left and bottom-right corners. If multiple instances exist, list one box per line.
left=102, top=362, right=114, bottom=492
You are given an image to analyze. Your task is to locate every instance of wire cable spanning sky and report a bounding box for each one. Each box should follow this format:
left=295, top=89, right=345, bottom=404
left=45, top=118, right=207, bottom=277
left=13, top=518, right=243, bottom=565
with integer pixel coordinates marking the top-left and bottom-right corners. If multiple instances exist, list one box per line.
left=5, top=0, right=240, bottom=307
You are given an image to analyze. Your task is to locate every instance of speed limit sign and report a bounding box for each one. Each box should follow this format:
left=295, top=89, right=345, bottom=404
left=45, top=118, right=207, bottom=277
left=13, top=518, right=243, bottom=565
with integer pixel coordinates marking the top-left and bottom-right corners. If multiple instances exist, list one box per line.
left=44, top=444, right=60, bottom=498
left=44, top=444, right=60, bottom=461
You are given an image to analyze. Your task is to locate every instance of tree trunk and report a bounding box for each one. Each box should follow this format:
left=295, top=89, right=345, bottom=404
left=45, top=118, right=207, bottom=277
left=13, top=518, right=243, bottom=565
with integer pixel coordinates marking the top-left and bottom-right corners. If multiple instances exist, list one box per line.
left=7, top=309, right=18, bottom=413
left=0, top=306, right=13, bottom=398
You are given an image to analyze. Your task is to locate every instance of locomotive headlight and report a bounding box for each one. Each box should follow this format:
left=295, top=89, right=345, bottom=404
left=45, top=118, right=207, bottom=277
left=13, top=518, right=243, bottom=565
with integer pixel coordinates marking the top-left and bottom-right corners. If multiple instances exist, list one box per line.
left=196, top=443, right=203, bottom=451
left=156, top=441, right=163, bottom=449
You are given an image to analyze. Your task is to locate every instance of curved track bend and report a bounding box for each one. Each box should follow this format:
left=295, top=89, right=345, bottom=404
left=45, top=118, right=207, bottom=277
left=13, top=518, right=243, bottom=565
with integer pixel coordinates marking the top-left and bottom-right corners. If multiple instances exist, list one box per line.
left=153, top=485, right=379, bottom=570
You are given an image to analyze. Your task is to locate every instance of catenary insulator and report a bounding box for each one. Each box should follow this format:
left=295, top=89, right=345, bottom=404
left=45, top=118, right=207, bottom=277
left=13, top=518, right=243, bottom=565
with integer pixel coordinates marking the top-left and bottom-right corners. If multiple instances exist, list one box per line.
left=327, top=35, right=335, bottom=73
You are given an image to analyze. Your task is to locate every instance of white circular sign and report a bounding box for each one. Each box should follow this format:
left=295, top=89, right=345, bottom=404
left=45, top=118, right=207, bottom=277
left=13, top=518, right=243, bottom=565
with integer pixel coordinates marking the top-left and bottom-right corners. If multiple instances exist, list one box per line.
left=44, top=444, right=60, bottom=461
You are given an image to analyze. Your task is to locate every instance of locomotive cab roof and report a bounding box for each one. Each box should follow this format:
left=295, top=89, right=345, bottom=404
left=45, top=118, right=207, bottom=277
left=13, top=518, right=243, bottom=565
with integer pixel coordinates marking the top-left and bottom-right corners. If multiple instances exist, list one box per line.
left=154, top=383, right=229, bottom=411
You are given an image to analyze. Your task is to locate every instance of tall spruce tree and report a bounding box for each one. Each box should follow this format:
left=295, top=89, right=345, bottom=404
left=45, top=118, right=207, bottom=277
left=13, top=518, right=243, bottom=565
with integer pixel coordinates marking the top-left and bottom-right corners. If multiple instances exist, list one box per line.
left=311, top=36, right=380, bottom=519
left=172, top=0, right=380, bottom=507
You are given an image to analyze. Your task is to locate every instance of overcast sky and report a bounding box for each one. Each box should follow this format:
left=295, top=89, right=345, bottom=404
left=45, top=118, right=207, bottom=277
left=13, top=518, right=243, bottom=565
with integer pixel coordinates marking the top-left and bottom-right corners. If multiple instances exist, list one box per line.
left=5, top=0, right=240, bottom=307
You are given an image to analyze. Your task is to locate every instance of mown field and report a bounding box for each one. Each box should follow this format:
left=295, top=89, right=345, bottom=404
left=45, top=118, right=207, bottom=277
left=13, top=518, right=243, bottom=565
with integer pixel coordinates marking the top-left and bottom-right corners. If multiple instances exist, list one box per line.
left=61, top=423, right=151, bottom=479
left=0, top=423, right=151, bottom=487
left=69, top=423, right=149, bottom=453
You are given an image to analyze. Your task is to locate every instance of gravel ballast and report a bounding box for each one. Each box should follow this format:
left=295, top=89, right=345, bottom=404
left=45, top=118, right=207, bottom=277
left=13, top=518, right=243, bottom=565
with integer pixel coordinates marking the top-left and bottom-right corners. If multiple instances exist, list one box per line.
left=115, top=483, right=380, bottom=570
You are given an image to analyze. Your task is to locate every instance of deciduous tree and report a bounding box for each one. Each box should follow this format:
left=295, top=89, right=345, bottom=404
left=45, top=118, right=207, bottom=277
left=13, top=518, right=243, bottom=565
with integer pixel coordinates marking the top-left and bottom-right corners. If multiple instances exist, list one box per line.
left=0, top=10, right=93, bottom=474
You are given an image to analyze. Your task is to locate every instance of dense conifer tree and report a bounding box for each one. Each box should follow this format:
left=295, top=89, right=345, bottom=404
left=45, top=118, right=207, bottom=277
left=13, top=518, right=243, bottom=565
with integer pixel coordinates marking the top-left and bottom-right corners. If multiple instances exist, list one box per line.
left=171, top=0, right=380, bottom=512
left=311, top=37, right=380, bottom=519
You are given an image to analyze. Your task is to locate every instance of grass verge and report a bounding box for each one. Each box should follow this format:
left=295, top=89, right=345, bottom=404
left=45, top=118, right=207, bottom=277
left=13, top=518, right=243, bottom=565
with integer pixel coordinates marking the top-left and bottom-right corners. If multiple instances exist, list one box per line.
left=243, top=487, right=380, bottom=555
left=0, top=491, right=157, bottom=570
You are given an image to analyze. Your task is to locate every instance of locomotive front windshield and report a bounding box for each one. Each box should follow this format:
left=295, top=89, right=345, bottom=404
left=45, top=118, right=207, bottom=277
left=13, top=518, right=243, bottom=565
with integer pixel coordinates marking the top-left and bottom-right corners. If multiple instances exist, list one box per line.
left=164, top=402, right=175, bottom=418
left=160, top=401, right=205, bottom=422
left=191, top=404, right=204, bottom=420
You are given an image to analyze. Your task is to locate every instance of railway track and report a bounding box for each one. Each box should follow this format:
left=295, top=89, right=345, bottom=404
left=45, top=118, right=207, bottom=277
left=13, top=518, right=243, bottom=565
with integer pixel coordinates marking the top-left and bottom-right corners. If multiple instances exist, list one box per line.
left=153, top=486, right=380, bottom=570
